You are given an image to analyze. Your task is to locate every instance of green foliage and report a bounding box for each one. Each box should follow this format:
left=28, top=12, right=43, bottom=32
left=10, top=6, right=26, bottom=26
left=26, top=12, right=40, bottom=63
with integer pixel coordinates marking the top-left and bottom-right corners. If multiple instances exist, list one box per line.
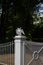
left=32, top=15, right=43, bottom=42
left=0, top=0, right=43, bottom=42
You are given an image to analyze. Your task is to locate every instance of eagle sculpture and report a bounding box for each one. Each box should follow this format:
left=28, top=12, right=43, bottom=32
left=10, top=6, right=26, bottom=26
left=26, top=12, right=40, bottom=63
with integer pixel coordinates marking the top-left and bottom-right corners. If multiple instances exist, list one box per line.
left=16, top=27, right=25, bottom=36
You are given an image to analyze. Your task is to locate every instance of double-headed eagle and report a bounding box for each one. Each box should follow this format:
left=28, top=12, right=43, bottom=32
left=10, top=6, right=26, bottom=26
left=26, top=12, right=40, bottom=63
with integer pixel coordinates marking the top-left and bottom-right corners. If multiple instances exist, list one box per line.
left=16, top=28, right=25, bottom=36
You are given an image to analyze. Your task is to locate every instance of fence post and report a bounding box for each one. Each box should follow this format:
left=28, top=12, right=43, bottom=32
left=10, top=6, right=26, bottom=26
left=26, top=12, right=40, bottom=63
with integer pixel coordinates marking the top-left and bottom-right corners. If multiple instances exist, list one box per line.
left=14, top=34, right=26, bottom=65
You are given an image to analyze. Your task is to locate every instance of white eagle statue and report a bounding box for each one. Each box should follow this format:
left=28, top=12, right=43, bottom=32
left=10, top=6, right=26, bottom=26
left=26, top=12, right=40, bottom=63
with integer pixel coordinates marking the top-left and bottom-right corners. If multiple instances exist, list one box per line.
left=16, top=27, right=25, bottom=36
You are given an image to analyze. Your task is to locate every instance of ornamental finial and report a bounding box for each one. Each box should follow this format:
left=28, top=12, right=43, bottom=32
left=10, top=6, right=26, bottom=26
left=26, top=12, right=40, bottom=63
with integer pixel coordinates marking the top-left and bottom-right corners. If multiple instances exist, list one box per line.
left=16, top=27, right=25, bottom=36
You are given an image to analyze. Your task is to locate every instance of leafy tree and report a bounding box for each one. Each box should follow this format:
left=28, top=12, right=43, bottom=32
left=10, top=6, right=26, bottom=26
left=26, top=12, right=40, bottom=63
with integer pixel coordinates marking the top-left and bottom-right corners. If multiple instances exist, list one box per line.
left=0, top=0, right=34, bottom=42
left=0, top=0, right=43, bottom=42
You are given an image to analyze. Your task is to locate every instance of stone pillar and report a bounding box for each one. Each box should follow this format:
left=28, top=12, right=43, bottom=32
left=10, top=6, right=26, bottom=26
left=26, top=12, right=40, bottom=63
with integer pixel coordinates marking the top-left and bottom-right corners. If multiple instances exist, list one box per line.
left=14, top=35, right=26, bottom=65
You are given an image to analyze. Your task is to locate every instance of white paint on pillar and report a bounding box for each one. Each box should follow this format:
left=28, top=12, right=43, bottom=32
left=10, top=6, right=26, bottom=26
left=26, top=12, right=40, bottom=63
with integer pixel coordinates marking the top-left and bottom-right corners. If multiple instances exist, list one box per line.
left=14, top=36, right=26, bottom=65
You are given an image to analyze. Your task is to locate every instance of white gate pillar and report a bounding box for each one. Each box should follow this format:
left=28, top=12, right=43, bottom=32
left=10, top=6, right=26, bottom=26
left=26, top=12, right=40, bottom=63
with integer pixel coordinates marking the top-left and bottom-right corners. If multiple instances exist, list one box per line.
left=14, top=35, right=26, bottom=65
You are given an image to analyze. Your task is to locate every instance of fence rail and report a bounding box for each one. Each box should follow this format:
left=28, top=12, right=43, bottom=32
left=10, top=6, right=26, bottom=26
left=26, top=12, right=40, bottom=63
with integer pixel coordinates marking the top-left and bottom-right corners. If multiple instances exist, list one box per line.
left=25, top=41, right=43, bottom=65
left=0, top=41, right=14, bottom=65
left=0, top=34, right=43, bottom=65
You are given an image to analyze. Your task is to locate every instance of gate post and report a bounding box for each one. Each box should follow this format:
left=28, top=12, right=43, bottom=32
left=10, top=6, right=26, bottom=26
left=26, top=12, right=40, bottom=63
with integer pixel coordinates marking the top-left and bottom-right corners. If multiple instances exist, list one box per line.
left=14, top=28, right=26, bottom=65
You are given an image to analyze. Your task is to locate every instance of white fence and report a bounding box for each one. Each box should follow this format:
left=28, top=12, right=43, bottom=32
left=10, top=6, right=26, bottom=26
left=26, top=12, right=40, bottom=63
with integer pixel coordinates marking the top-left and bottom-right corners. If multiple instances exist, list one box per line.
left=0, top=42, right=14, bottom=65
left=0, top=30, right=43, bottom=65
left=15, top=35, right=43, bottom=65
left=25, top=41, right=43, bottom=65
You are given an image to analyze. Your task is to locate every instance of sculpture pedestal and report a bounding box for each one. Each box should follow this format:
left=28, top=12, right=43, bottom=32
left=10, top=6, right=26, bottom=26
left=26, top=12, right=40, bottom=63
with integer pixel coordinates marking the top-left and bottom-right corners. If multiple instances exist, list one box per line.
left=14, top=36, right=26, bottom=65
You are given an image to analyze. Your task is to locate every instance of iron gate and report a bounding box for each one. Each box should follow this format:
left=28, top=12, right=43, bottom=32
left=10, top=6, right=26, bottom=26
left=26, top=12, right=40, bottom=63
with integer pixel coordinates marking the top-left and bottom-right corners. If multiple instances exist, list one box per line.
left=25, top=41, right=43, bottom=65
